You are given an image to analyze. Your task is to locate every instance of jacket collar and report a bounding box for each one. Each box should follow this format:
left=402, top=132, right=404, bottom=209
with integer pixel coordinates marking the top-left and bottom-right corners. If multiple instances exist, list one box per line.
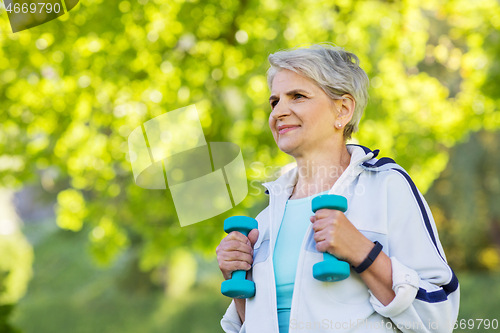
left=262, top=144, right=379, bottom=196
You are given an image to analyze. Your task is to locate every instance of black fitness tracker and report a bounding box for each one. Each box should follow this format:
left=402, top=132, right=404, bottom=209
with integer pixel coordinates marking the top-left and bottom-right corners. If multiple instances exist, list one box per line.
left=353, top=241, right=383, bottom=274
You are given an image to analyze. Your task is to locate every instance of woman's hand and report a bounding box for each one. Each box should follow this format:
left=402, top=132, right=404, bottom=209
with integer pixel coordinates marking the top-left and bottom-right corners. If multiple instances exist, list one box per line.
left=310, top=209, right=396, bottom=305
left=216, top=229, right=259, bottom=281
left=310, top=209, right=373, bottom=267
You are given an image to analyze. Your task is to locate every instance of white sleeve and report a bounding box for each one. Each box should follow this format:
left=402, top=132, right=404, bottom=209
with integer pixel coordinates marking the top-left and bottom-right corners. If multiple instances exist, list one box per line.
left=368, top=169, right=460, bottom=333
left=221, top=300, right=246, bottom=333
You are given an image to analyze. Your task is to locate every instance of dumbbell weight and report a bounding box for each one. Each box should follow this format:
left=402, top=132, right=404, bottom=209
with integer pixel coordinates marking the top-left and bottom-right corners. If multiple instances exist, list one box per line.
left=311, top=194, right=351, bottom=282
left=220, top=216, right=259, bottom=298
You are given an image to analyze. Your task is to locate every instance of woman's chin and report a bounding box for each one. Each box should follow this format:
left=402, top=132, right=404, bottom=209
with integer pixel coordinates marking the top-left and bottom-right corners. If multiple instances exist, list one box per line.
left=275, top=133, right=304, bottom=153
left=277, top=142, right=300, bottom=154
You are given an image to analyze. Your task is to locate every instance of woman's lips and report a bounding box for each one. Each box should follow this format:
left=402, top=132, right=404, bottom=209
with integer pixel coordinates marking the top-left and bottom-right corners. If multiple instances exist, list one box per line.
left=279, top=126, right=300, bottom=134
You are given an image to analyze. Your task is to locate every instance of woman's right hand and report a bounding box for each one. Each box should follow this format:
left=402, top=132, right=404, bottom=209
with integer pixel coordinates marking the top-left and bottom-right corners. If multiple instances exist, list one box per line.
left=216, top=229, right=259, bottom=280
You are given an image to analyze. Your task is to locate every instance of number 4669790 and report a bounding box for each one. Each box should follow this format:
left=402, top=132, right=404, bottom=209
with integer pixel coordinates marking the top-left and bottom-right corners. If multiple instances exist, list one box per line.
left=452, top=319, right=499, bottom=330
left=5, top=2, right=62, bottom=14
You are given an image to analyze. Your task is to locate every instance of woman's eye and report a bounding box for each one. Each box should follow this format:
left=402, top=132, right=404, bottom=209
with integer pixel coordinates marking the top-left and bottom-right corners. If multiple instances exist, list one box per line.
left=271, top=94, right=304, bottom=108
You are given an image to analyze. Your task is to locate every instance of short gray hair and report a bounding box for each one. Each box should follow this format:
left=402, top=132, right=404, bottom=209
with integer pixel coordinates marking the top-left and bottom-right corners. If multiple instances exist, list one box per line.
left=266, top=42, right=370, bottom=140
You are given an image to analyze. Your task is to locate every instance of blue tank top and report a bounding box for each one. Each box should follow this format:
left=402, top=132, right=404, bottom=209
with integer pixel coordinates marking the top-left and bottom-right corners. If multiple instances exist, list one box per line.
left=273, top=189, right=330, bottom=333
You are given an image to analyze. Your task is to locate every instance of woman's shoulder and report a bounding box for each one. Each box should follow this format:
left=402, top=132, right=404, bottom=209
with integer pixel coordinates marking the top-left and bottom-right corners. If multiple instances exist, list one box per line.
left=357, top=152, right=420, bottom=191
left=348, top=144, right=409, bottom=178
left=357, top=157, right=427, bottom=210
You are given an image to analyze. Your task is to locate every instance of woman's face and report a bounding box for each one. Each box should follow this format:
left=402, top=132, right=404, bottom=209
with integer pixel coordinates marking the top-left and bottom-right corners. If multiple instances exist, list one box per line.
left=268, top=69, right=342, bottom=156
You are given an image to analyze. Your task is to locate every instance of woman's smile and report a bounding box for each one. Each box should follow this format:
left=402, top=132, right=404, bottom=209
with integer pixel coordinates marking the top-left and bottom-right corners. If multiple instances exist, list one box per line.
left=279, top=126, right=300, bottom=135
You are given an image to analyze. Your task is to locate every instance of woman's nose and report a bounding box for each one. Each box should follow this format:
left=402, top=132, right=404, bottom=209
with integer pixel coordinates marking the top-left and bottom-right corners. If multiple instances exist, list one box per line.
left=270, top=100, right=291, bottom=119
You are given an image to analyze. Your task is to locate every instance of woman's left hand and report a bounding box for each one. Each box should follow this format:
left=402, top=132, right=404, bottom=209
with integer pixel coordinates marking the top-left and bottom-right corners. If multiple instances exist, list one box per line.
left=309, top=209, right=375, bottom=267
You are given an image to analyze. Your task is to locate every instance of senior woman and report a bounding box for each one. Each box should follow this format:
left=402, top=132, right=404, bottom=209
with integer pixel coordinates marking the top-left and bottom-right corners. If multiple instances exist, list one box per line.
left=216, top=43, right=459, bottom=333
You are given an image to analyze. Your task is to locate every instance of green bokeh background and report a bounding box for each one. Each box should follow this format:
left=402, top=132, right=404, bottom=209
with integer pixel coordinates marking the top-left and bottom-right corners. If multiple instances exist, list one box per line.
left=1, top=0, right=500, bottom=331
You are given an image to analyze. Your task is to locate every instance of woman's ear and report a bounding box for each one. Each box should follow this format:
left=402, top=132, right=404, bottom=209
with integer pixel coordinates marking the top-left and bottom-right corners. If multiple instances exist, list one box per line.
left=337, top=94, right=355, bottom=124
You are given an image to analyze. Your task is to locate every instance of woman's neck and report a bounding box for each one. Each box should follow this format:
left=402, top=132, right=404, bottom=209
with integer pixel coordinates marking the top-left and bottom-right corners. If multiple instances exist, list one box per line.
left=289, top=144, right=351, bottom=200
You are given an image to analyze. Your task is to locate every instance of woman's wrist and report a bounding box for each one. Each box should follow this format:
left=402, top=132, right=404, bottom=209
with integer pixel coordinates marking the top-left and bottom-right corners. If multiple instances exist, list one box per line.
left=352, top=241, right=383, bottom=274
left=349, top=237, right=377, bottom=267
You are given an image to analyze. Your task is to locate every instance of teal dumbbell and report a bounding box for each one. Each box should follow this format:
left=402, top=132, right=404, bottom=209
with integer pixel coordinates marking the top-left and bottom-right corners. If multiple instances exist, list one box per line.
left=220, top=216, right=258, bottom=298
left=311, top=194, right=351, bottom=282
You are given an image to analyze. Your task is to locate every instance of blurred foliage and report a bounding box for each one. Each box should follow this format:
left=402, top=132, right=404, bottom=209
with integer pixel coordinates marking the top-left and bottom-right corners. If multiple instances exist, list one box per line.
left=1, top=0, right=500, bottom=289
left=0, top=231, right=32, bottom=333
left=0, top=233, right=33, bottom=305
left=0, top=304, right=21, bottom=333
left=426, top=129, right=500, bottom=271
left=12, top=220, right=229, bottom=333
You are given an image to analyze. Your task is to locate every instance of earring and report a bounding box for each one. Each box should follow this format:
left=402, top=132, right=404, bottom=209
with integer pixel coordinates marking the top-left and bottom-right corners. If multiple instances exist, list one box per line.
left=336, top=123, right=342, bottom=129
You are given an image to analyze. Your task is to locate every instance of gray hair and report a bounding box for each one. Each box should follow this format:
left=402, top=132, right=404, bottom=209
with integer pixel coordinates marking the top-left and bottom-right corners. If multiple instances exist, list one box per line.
left=266, top=42, right=370, bottom=140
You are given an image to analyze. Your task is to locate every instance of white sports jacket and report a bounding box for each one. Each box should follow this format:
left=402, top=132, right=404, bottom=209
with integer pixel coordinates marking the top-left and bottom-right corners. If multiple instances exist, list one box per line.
left=221, top=144, right=460, bottom=333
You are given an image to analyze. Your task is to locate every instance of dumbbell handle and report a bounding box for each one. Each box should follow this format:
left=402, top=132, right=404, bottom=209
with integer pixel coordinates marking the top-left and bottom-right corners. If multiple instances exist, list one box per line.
left=313, top=197, right=346, bottom=267
left=311, top=194, right=350, bottom=282
left=321, top=252, right=343, bottom=268
left=230, top=270, right=247, bottom=280
left=221, top=216, right=258, bottom=298
left=227, top=227, right=252, bottom=281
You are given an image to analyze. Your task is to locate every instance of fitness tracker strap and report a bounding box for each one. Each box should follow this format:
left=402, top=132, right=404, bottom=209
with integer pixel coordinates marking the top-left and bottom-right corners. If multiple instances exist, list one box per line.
left=352, top=241, right=383, bottom=274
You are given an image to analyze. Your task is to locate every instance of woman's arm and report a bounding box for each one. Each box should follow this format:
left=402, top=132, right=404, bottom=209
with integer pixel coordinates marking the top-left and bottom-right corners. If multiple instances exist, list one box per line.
left=310, top=212, right=396, bottom=306
left=368, top=170, right=459, bottom=333
left=234, top=298, right=246, bottom=323
left=310, top=170, right=460, bottom=333
left=350, top=240, right=396, bottom=306
left=220, top=299, right=244, bottom=333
